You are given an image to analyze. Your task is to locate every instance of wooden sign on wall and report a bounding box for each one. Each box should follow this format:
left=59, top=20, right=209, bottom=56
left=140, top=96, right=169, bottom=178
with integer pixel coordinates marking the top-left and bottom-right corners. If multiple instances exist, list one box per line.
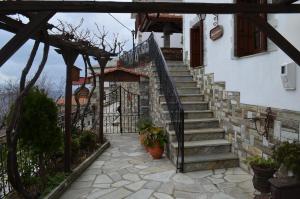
left=210, top=25, right=224, bottom=41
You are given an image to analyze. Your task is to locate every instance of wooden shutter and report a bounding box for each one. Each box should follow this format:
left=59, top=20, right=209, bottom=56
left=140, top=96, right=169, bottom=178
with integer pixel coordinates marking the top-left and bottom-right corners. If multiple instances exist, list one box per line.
left=190, top=21, right=204, bottom=68
left=235, top=0, right=267, bottom=57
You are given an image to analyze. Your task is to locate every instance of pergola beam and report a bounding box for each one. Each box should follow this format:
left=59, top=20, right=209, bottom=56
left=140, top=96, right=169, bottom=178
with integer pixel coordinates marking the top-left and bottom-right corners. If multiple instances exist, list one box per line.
left=245, top=15, right=300, bottom=66
left=1, top=1, right=300, bottom=14
left=273, top=0, right=299, bottom=4
left=0, top=16, right=114, bottom=60
left=0, top=12, right=55, bottom=67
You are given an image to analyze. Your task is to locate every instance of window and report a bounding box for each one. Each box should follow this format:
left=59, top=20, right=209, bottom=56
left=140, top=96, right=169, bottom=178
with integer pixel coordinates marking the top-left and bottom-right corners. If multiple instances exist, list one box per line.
left=235, top=0, right=267, bottom=57
left=190, top=20, right=204, bottom=67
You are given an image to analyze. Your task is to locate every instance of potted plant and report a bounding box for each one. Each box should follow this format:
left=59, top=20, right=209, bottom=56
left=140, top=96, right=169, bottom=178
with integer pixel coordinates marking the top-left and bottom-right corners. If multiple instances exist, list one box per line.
left=136, top=118, right=153, bottom=146
left=269, top=142, right=300, bottom=199
left=143, top=127, right=167, bottom=159
left=245, top=155, right=278, bottom=193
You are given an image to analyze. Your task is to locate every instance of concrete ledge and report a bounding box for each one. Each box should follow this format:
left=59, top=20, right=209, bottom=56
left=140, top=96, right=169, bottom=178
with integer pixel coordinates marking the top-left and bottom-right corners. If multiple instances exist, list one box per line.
left=44, top=141, right=110, bottom=199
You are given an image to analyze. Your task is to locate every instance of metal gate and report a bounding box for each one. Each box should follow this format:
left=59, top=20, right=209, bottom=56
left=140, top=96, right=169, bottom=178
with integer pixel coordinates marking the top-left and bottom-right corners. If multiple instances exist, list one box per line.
left=104, top=86, right=140, bottom=134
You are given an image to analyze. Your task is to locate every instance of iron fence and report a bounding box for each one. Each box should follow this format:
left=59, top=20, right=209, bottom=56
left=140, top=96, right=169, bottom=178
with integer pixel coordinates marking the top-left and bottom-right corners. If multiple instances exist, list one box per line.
left=0, top=142, right=40, bottom=199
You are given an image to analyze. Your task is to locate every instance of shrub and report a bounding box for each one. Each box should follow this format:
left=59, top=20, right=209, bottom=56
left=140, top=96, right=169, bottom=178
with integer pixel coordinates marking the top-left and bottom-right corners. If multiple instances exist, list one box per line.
left=18, top=88, right=63, bottom=156
left=136, top=117, right=153, bottom=132
left=143, top=127, right=167, bottom=147
left=71, top=138, right=80, bottom=159
left=272, top=142, right=300, bottom=178
left=245, top=155, right=278, bottom=169
left=79, top=131, right=97, bottom=151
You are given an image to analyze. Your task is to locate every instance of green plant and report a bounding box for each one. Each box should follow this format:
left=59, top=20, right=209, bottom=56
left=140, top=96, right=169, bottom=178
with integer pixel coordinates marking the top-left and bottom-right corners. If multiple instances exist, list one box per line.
left=272, top=142, right=300, bottom=178
left=137, top=117, right=153, bottom=132
left=40, top=172, right=66, bottom=197
left=18, top=88, right=63, bottom=156
left=11, top=87, right=63, bottom=185
left=71, top=138, right=80, bottom=158
left=143, top=127, right=167, bottom=147
left=245, top=155, right=278, bottom=169
left=79, top=131, right=97, bottom=151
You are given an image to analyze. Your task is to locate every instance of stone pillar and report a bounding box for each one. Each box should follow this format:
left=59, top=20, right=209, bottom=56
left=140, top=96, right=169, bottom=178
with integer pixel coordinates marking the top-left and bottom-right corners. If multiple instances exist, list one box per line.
left=163, top=23, right=173, bottom=48
left=139, top=77, right=149, bottom=118
left=163, top=33, right=171, bottom=48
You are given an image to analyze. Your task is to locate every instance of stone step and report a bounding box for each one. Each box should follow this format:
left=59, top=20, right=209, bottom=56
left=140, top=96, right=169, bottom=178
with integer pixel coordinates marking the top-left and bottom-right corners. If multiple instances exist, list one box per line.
left=166, top=118, right=219, bottom=130
left=170, top=139, right=232, bottom=156
left=161, top=102, right=209, bottom=111
left=166, top=61, right=186, bottom=67
left=167, top=128, right=225, bottom=142
left=169, top=70, right=191, bottom=76
left=152, top=66, right=188, bottom=73
left=173, top=153, right=239, bottom=172
left=171, top=75, right=193, bottom=82
left=156, top=81, right=197, bottom=88
left=163, top=110, right=214, bottom=120
left=177, top=87, right=200, bottom=95
left=175, top=81, right=197, bottom=88
left=159, top=94, right=204, bottom=103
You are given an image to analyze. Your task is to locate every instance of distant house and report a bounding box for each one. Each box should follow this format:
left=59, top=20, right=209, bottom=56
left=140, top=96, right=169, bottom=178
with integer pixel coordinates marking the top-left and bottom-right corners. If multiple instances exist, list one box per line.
left=56, top=86, right=95, bottom=130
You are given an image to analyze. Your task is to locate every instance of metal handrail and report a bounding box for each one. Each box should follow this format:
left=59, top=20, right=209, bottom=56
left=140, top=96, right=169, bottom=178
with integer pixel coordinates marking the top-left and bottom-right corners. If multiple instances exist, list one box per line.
left=120, top=39, right=149, bottom=66
left=121, top=33, right=184, bottom=172
left=148, top=33, right=184, bottom=172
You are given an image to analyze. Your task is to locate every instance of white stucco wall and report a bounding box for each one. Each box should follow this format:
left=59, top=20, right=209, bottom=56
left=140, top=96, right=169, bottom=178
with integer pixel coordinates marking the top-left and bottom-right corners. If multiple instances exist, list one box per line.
left=137, top=31, right=182, bottom=48
left=183, top=0, right=300, bottom=111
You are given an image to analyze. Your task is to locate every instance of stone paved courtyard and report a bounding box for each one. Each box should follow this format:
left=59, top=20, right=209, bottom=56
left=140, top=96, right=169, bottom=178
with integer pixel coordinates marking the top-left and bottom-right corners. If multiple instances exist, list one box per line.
left=61, top=134, right=255, bottom=199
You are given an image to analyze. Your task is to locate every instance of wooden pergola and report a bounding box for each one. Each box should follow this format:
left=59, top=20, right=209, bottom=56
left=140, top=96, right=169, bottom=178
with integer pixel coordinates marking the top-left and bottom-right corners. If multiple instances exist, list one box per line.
left=0, top=1, right=300, bottom=66
left=0, top=1, right=299, bottom=197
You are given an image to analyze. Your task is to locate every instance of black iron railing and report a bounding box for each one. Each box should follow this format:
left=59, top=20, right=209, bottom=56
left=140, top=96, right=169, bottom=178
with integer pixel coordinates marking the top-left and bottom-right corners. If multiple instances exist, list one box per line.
left=0, top=141, right=40, bottom=199
left=121, top=33, right=184, bottom=172
left=120, top=39, right=149, bottom=67
left=148, top=33, right=184, bottom=172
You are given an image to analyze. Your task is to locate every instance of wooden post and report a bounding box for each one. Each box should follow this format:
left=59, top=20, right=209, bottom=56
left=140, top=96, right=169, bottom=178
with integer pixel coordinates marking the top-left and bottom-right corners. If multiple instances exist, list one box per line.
left=96, top=56, right=109, bottom=144
left=244, top=15, right=300, bottom=66
left=60, top=48, right=79, bottom=172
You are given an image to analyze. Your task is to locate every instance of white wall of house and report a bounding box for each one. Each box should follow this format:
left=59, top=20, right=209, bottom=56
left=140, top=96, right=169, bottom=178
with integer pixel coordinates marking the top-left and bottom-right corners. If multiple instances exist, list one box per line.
left=183, top=0, right=300, bottom=111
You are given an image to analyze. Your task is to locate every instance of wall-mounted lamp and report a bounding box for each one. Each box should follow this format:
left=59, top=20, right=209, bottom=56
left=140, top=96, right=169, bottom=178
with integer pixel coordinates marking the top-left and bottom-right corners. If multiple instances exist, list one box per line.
left=244, top=107, right=276, bottom=140
left=197, top=14, right=207, bottom=21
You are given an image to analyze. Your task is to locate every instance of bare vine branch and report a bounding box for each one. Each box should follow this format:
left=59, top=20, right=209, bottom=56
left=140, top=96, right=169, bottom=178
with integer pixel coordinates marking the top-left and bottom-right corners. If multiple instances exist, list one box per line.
left=6, top=30, right=50, bottom=199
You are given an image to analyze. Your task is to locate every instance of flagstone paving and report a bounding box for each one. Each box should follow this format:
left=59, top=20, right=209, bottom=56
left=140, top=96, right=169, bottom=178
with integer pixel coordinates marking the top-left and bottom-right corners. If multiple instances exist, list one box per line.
left=61, top=134, right=255, bottom=199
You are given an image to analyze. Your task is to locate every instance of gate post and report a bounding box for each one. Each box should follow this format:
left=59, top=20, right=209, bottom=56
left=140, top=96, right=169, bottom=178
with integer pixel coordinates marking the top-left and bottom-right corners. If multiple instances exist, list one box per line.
left=119, top=86, right=123, bottom=134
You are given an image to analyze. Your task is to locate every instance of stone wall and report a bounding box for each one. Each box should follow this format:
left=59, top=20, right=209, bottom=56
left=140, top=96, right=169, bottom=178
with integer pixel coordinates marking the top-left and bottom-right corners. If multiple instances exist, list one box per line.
left=191, top=67, right=300, bottom=171
left=119, top=63, right=165, bottom=126
left=135, top=62, right=166, bottom=127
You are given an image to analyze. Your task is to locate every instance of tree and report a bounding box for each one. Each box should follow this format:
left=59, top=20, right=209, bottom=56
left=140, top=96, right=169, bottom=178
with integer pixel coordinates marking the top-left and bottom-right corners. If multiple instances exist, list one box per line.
left=19, top=87, right=63, bottom=155
left=17, top=87, right=63, bottom=185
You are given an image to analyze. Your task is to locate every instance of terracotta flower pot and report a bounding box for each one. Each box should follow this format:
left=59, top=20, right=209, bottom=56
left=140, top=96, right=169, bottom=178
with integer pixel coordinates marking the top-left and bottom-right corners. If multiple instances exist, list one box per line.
left=148, top=144, right=164, bottom=159
left=252, top=165, right=276, bottom=193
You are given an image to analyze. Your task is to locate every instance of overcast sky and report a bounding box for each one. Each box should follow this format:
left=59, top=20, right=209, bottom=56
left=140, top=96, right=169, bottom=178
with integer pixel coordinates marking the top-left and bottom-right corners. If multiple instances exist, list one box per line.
left=0, top=0, right=134, bottom=87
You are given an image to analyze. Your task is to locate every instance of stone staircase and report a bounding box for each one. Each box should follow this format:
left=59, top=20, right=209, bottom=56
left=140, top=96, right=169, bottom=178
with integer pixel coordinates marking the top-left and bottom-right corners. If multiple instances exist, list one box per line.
left=155, top=61, right=239, bottom=172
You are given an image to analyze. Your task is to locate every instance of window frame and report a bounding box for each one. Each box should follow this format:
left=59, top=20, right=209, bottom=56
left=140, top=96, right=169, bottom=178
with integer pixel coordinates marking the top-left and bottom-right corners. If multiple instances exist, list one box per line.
left=234, top=0, right=268, bottom=57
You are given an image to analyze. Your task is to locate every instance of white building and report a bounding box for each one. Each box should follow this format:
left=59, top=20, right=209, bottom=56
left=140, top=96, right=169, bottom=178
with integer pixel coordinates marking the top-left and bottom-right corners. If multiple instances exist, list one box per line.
left=183, top=0, right=300, bottom=111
